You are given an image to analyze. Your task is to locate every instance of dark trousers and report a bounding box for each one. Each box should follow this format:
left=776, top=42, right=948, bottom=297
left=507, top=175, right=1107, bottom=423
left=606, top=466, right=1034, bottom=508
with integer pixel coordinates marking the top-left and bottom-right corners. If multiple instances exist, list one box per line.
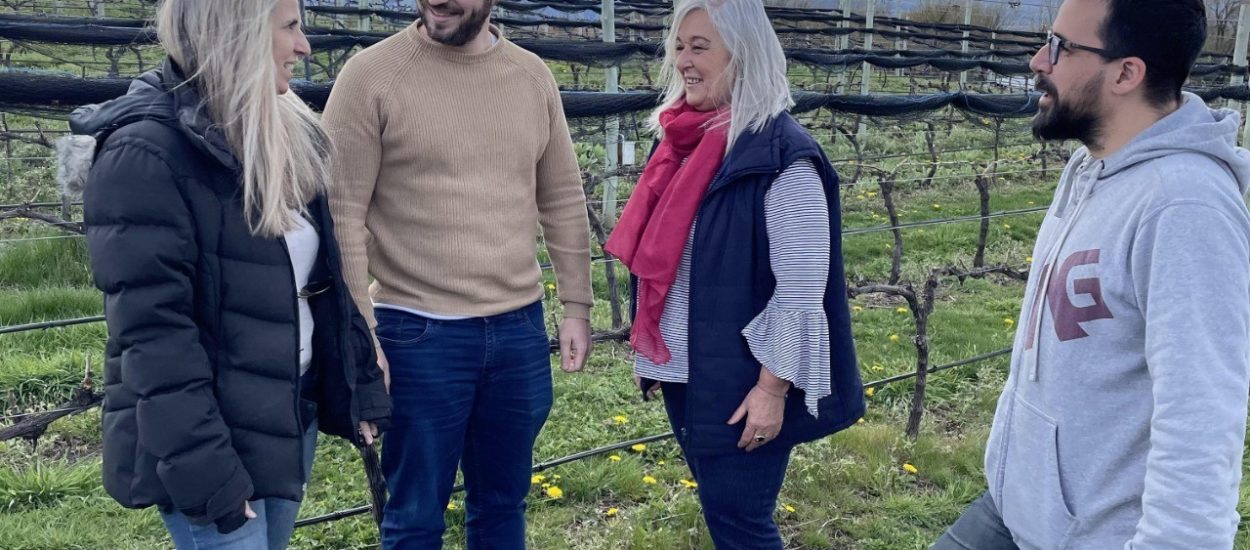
left=661, top=382, right=793, bottom=550
left=931, top=492, right=1019, bottom=550
left=378, top=302, right=553, bottom=550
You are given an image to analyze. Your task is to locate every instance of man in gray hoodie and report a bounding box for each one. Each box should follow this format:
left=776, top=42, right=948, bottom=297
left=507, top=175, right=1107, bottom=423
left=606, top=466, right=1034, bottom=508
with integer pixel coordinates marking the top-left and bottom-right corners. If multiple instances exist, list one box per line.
left=933, top=0, right=1250, bottom=548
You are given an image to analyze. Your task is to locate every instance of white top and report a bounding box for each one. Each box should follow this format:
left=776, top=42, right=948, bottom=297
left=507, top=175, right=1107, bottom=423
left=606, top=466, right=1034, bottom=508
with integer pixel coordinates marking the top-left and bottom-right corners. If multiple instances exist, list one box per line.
left=284, top=209, right=319, bottom=375
left=374, top=303, right=471, bottom=321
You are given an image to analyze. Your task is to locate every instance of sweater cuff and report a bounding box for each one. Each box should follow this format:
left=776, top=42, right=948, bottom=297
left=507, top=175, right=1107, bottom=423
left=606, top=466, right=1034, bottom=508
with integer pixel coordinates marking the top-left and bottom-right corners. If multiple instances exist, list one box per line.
left=562, top=302, right=591, bottom=320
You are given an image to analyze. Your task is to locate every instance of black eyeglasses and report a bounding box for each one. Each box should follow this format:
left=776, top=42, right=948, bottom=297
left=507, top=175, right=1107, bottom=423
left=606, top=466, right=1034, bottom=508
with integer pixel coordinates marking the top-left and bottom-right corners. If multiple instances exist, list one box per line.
left=1044, top=31, right=1120, bottom=66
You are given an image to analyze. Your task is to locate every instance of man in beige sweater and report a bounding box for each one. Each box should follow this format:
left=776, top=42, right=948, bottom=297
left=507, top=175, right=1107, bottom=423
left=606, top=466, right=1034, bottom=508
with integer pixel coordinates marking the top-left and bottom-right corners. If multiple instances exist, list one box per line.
left=322, top=0, right=593, bottom=546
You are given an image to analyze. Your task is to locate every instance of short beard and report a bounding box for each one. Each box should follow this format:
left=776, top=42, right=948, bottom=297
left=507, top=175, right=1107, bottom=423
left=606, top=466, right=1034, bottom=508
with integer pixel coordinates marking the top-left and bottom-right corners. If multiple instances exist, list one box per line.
left=1032, top=76, right=1104, bottom=149
left=420, top=0, right=491, bottom=47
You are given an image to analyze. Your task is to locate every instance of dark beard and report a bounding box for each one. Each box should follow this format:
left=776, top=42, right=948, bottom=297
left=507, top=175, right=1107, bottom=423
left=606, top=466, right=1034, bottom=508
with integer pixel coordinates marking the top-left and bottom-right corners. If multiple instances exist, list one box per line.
left=1032, top=76, right=1104, bottom=148
left=419, top=0, right=491, bottom=47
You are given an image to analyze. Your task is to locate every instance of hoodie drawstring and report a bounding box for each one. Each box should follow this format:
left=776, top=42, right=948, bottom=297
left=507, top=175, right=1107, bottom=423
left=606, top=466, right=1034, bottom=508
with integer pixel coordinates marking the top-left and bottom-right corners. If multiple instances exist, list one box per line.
left=1024, top=159, right=1100, bottom=381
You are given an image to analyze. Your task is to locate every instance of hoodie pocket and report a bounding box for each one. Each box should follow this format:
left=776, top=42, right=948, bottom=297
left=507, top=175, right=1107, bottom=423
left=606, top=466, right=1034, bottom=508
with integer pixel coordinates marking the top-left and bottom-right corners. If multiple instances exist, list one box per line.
left=998, top=397, right=1079, bottom=549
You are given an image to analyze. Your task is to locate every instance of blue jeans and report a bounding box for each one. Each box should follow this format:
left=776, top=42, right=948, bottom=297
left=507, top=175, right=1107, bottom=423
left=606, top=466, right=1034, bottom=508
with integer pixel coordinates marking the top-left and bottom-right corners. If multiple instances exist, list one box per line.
left=160, top=420, right=317, bottom=550
left=377, top=302, right=553, bottom=550
left=931, top=492, right=1019, bottom=549
left=661, top=382, right=793, bottom=550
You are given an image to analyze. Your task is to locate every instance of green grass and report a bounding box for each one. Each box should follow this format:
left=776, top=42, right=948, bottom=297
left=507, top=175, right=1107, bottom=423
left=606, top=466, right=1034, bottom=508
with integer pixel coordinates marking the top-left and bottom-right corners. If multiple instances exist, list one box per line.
left=0, top=287, right=101, bottom=326
left=0, top=236, right=93, bottom=291
left=0, top=496, right=168, bottom=550
left=0, top=459, right=99, bottom=513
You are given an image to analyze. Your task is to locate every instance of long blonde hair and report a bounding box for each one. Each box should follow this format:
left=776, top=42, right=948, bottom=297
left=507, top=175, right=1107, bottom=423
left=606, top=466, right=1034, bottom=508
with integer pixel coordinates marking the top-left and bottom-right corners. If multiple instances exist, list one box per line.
left=649, top=0, right=794, bottom=150
left=157, top=0, right=329, bottom=237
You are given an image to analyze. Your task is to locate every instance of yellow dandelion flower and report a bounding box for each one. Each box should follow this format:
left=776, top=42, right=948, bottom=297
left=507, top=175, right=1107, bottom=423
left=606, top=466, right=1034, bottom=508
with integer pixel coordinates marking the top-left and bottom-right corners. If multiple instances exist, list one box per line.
left=932, top=204, right=942, bottom=210
left=1026, top=256, right=1034, bottom=263
left=852, top=305, right=864, bottom=313
left=889, top=334, right=901, bottom=342
left=606, top=507, right=619, bottom=517
left=871, top=363, right=884, bottom=372
left=613, top=415, right=629, bottom=425
left=553, top=475, right=561, bottom=481
left=783, top=504, right=797, bottom=513
left=642, top=475, right=658, bottom=484
left=1002, top=224, right=1012, bottom=230
left=867, top=191, right=878, bottom=197
left=658, top=460, right=666, bottom=466
left=447, top=502, right=459, bottom=511
left=895, top=306, right=908, bottom=314
left=542, top=483, right=551, bottom=488
left=546, top=486, right=564, bottom=499
left=857, top=418, right=866, bottom=424
left=631, top=444, right=646, bottom=452
left=903, top=463, right=919, bottom=475
left=857, top=194, right=867, bottom=200
left=1003, top=318, right=1015, bottom=328
left=865, top=387, right=876, bottom=397
left=680, top=479, right=698, bottom=489
left=609, top=454, right=622, bottom=462
left=531, top=475, right=546, bottom=485
left=546, top=283, right=556, bottom=290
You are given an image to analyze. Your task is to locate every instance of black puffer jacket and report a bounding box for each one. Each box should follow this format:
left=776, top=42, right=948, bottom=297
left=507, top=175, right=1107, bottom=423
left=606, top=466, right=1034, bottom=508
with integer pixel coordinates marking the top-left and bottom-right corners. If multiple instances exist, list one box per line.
left=69, top=59, right=390, bottom=530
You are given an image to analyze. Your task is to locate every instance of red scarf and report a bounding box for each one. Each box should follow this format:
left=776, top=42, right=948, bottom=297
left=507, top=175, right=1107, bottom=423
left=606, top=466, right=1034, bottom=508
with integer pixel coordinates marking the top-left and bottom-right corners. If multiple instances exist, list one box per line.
left=604, top=100, right=728, bottom=364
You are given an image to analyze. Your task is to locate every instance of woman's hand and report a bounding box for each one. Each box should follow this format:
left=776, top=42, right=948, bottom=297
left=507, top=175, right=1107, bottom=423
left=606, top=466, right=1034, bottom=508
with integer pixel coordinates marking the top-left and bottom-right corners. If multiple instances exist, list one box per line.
left=727, top=385, right=786, bottom=452
left=728, top=369, right=790, bottom=452
left=634, top=374, right=661, bottom=400
left=359, top=421, right=378, bottom=446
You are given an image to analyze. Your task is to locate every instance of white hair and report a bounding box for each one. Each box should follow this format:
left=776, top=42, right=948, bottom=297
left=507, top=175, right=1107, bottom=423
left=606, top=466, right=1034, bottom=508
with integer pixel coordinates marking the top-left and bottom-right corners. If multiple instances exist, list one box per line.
left=648, top=0, right=794, bottom=150
left=157, top=0, right=329, bottom=238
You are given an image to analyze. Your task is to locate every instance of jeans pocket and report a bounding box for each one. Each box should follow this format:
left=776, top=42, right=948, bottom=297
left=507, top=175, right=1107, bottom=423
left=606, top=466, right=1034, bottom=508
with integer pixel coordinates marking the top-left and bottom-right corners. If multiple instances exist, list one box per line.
left=374, top=310, right=436, bottom=346
left=999, top=397, right=1079, bottom=549
left=524, top=302, right=549, bottom=338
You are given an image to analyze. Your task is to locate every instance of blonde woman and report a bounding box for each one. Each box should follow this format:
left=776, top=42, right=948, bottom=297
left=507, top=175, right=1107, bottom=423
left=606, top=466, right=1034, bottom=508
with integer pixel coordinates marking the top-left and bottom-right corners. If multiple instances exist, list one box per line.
left=60, top=0, right=390, bottom=547
left=605, top=0, right=863, bottom=547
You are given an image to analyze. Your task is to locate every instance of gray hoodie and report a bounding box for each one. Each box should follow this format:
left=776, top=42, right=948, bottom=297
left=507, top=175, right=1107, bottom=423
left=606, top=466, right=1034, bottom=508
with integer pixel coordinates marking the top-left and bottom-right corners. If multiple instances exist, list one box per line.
left=985, top=93, right=1250, bottom=549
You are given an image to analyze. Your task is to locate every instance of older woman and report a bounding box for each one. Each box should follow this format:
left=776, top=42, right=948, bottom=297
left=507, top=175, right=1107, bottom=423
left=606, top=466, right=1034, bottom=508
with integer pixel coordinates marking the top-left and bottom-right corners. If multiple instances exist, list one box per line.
left=604, top=0, right=864, bottom=547
left=63, top=0, right=391, bottom=547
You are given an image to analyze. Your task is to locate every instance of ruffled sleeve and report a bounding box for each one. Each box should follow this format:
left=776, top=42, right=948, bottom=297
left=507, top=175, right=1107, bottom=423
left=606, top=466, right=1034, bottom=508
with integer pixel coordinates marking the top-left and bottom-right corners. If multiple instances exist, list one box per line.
left=742, top=159, right=832, bottom=417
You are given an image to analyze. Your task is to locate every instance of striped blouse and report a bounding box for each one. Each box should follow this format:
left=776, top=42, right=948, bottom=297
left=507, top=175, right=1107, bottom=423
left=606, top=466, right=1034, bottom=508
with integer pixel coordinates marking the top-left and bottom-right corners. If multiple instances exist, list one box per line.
left=634, top=158, right=833, bottom=417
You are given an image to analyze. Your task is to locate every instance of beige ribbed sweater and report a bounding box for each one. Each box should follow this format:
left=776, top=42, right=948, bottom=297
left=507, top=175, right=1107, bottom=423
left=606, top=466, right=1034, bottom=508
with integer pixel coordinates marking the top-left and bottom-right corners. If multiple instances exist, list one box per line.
left=323, top=23, right=592, bottom=329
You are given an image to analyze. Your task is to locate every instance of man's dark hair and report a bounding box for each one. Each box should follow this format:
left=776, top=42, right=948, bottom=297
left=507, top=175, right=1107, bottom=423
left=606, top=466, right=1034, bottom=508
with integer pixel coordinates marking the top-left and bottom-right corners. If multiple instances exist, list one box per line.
left=1099, top=0, right=1206, bottom=107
